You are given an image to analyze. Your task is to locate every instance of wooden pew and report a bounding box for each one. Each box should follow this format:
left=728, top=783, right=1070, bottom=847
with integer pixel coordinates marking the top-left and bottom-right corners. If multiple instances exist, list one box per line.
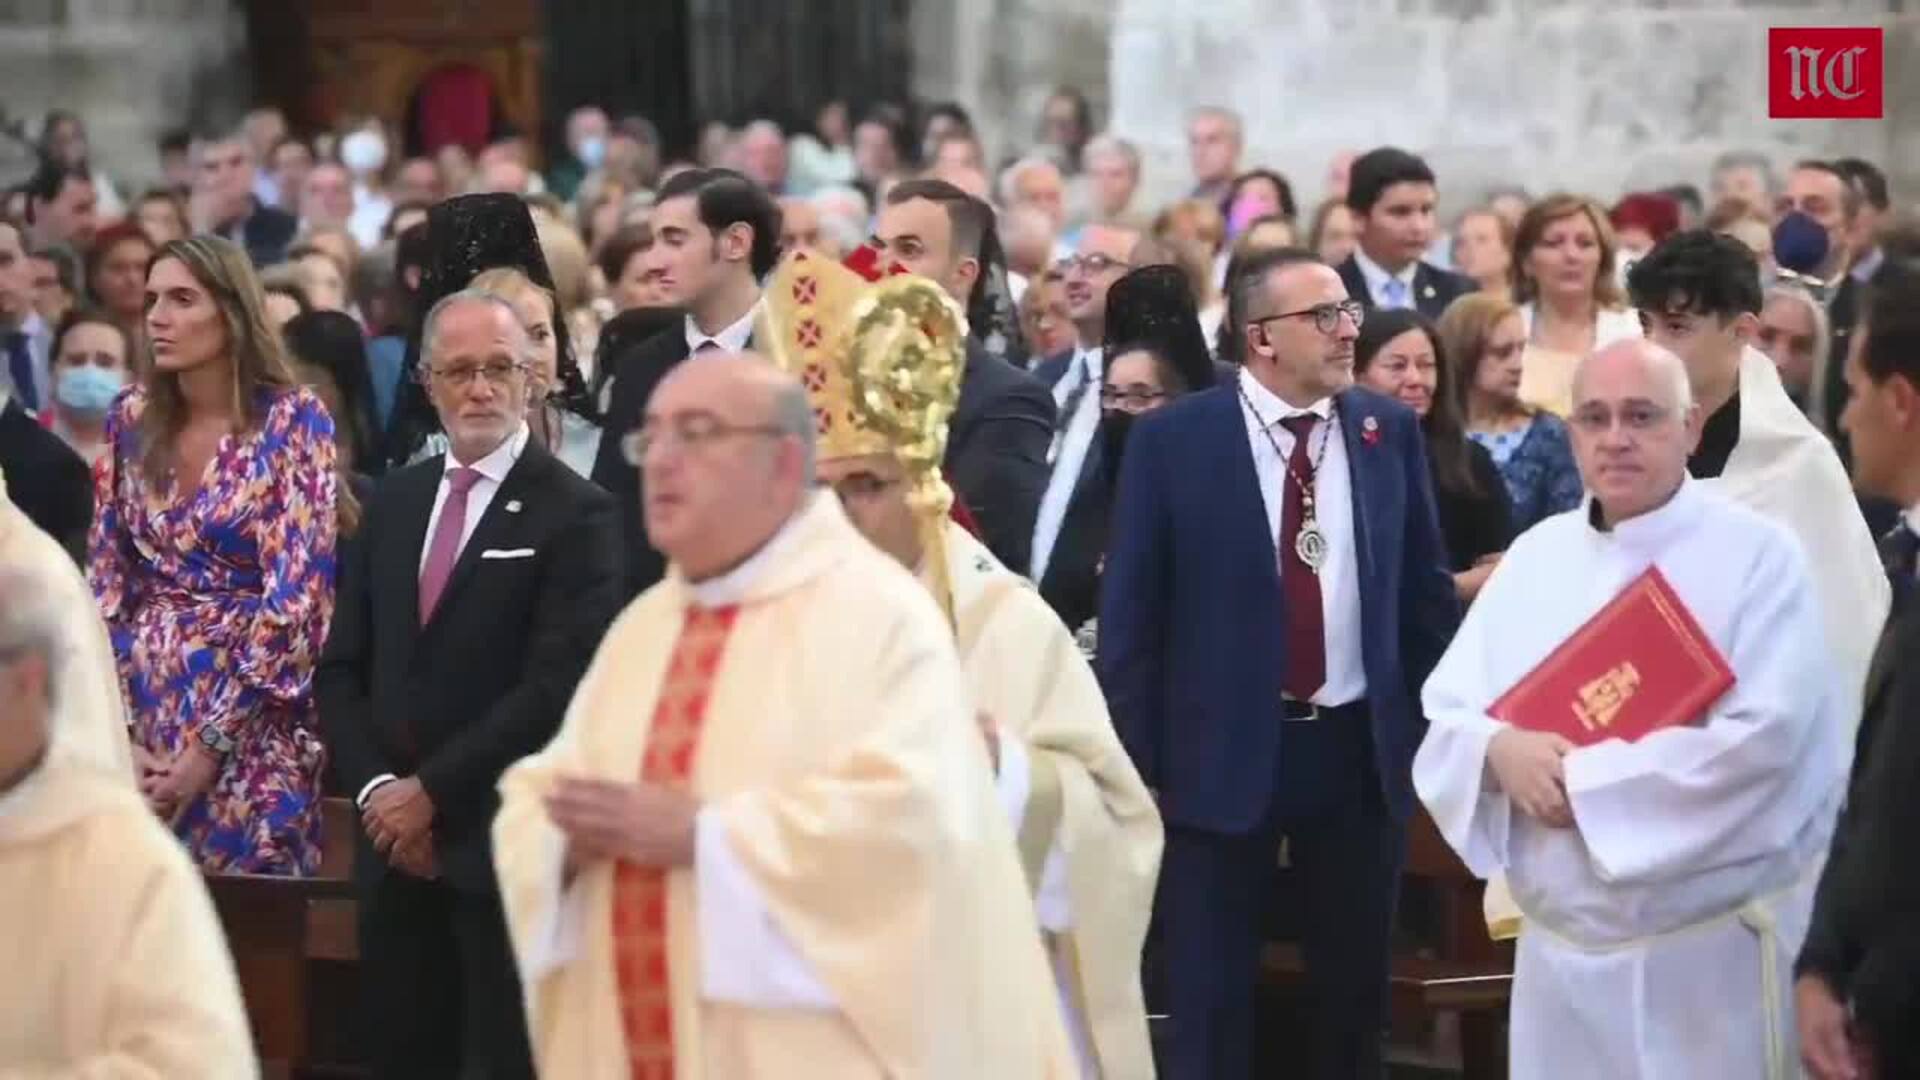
left=1260, top=808, right=1514, bottom=1077
left=206, top=797, right=362, bottom=1079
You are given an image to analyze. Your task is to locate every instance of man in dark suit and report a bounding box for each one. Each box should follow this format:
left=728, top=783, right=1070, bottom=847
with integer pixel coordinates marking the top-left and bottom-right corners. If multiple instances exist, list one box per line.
left=1795, top=250, right=1920, bottom=1080
left=1100, top=246, right=1459, bottom=1079
left=1335, top=147, right=1474, bottom=321
left=591, top=167, right=778, bottom=597
left=872, top=179, right=1054, bottom=571
left=318, top=290, right=624, bottom=1079
left=0, top=220, right=89, bottom=561
left=190, top=130, right=298, bottom=267
left=1028, top=220, right=1141, bottom=624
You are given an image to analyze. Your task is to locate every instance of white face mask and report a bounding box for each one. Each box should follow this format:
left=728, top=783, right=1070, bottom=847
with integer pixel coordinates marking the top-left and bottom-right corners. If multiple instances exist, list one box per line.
left=577, top=135, right=607, bottom=169
left=341, top=130, right=388, bottom=176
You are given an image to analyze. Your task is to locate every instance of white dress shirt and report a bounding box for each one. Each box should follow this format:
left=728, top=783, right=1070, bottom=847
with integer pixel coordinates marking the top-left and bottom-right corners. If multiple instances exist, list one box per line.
left=415, top=422, right=530, bottom=575
left=1030, top=346, right=1103, bottom=582
left=1352, top=248, right=1419, bottom=310
left=358, top=423, right=530, bottom=807
left=682, top=301, right=760, bottom=356
left=1237, top=368, right=1367, bottom=706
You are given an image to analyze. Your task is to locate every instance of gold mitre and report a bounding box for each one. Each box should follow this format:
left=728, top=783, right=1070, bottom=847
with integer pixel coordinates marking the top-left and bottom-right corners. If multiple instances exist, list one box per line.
left=758, top=247, right=968, bottom=475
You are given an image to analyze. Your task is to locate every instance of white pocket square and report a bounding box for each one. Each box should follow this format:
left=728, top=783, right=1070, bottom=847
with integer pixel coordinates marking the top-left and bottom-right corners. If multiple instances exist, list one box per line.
left=480, top=548, right=537, bottom=560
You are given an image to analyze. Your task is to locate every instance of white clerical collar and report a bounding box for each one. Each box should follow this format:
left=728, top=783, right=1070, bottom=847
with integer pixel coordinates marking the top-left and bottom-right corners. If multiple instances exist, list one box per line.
left=1238, top=366, right=1334, bottom=423
left=0, top=755, right=47, bottom=825
left=686, top=492, right=815, bottom=609
left=446, top=421, right=528, bottom=484
left=1587, top=475, right=1704, bottom=544
left=684, top=300, right=761, bottom=355
left=1353, top=247, right=1417, bottom=297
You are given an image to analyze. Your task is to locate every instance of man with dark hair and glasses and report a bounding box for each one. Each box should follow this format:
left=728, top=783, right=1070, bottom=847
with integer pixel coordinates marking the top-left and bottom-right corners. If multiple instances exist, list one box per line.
left=875, top=178, right=1055, bottom=573
left=1101, top=244, right=1458, bottom=1078
left=1628, top=229, right=1886, bottom=735
left=319, top=289, right=624, bottom=1080
left=1028, top=220, right=1140, bottom=605
left=1418, top=336, right=1846, bottom=1080
left=592, top=167, right=781, bottom=597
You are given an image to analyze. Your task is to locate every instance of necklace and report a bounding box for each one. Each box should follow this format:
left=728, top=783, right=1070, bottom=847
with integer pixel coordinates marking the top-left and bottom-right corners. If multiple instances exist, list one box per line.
left=1241, top=384, right=1335, bottom=573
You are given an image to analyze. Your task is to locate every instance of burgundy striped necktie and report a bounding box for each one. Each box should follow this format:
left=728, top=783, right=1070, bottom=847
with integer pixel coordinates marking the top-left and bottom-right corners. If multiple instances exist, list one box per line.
left=1278, top=415, right=1326, bottom=700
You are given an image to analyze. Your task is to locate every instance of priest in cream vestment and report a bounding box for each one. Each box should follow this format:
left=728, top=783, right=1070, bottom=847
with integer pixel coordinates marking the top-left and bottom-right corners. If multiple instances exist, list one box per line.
left=1414, top=345, right=1846, bottom=1080
left=0, top=471, right=255, bottom=1078
left=492, top=354, right=1077, bottom=1078
left=762, top=250, right=1163, bottom=1079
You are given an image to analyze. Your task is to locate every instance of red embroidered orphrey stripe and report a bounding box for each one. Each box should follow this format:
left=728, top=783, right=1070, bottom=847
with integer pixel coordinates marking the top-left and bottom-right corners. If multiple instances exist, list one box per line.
left=611, top=604, right=741, bottom=1079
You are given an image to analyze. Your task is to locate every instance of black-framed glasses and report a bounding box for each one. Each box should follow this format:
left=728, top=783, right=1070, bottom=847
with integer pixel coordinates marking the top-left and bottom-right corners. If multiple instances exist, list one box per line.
left=1251, top=299, right=1365, bottom=336
left=1060, top=252, right=1131, bottom=276
left=622, top=412, right=786, bottom=464
left=1100, top=386, right=1167, bottom=409
left=423, top=360, right=529, bottom=389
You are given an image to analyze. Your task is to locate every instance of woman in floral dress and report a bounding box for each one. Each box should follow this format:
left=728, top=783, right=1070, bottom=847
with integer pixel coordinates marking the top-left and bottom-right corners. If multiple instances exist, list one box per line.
left=88, top=235, right=341, bottom=875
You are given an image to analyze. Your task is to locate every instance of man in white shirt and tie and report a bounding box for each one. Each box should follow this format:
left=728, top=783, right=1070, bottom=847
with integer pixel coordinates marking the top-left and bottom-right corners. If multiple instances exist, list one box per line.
left=318, top=289, right=626, bottom=1079
left=1030, top=221, right=1139, bottom=613
left=592, top=167, right=781, bottom=596
left=1334, top=147, right=1474, bottom=320
left=0, top=223, right=52, bottom=413
left=1100, top=245, right=1459, bottom=1078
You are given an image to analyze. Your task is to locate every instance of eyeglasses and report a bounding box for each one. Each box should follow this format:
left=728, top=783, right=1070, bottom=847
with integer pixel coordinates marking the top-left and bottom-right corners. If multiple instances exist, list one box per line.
left=621, top=411, right=786, bottom=464
left=1251, top=299, right=1365, bottom=336
left=1060, top=253, right=1131, bottom=276
left=425, top=360, right=528, bottom=388
left=1100, top=386, right=1167, bottom=409
left=823, top=473, right=901, bottom=504
left=1568, top=402, right=1671, bottom=435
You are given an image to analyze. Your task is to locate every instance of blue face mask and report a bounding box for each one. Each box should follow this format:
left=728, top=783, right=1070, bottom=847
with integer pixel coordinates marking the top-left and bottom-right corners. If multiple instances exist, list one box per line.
left=55, top=364, right=127, bottom=416
left=577, top=135, right=607, bottom=169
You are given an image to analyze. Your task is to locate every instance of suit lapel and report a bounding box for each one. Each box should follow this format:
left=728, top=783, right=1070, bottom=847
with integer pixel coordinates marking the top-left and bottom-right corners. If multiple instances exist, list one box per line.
left=423, top=445, right=548, bottom=631
left=1336, top=388, right=1380, bottom=584
left=1863, top=605, right=1915, bottom=715
left=1209, top=388, right=1281, bottom=584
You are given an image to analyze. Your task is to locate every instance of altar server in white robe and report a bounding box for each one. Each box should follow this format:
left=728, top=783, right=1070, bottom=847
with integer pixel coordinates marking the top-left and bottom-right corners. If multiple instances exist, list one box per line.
left=1414, top=339, right=1848, bottom=1080
left=760, top=251, right=1162, bottom=1079
left=0, top=553, right=255, bottom=1076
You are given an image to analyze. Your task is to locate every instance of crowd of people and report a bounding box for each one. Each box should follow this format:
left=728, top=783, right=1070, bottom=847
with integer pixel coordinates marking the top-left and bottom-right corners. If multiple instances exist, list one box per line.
left=0, top=86, right=1917, bottom=1079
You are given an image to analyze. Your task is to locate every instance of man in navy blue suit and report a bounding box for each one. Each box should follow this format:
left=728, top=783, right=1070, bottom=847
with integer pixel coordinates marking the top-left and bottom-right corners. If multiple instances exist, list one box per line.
left=1099, top=246, right=1459, bottom=1078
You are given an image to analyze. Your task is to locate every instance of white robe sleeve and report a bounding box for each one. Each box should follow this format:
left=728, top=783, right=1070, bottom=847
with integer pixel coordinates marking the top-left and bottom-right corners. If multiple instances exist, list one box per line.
left=1414, top=562, right=1518, bottom=880
left=1564, top=543, right=1844, bottom=886
left=695, top=806, right=839, bottom=1009
left=996, top=736, right=1073, bottom=932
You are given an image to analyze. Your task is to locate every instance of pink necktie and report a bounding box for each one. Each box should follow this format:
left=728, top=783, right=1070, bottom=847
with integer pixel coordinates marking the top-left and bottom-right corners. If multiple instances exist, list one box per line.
left=419, top=467, right=482, bottom=625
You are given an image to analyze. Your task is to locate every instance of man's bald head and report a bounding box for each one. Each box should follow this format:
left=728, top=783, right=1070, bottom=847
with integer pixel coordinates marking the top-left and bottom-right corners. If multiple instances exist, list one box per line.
left=1568, top=338, right=1705, bottom=527
left=640, top=353, right=817, bottom=579
left=1572, top=338, right=1695, bottom=414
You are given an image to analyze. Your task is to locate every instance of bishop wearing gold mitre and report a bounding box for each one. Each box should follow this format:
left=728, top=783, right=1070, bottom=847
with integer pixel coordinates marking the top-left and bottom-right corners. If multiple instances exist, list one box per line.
left=490, top=268, right=1078, bottom=1074
left=763, top=247, right=1164, bottom=1078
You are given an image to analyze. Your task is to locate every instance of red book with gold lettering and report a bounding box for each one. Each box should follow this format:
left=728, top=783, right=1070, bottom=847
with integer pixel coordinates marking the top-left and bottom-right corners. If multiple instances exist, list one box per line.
left=1487, top=566, right=1735, bottom=747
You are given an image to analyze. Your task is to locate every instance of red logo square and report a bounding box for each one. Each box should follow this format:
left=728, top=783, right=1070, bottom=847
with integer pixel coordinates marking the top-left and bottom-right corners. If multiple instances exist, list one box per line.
left=1769, top=27, right=1883, bottom=119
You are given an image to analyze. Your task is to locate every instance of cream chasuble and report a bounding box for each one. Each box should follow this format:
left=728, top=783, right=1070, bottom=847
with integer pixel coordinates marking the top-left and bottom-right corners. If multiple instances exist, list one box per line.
left=1415, top=481, right=1846, bottom=1080
left=924, top=520, right=1162, bottom=1080
left=1704, top=347, right=1887, bottom=733
left=494, top=494, right=1077, bottom=1079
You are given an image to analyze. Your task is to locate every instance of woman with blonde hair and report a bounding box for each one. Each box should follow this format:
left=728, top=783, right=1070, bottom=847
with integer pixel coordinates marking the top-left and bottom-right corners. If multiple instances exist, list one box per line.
left=1509, top=193, right=1643, bottom=416
left=1440, top=292, right=1582, bottom=534
left=1150, top=198, right=1228, bottom=345
left=87, top=234, right=341, bottom=875
left=468, top=266, right=604, bottom=476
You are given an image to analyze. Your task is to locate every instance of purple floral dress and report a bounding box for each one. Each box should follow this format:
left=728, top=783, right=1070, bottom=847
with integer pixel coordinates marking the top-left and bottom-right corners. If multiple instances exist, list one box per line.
left=88, top=384, right=338, bottom=875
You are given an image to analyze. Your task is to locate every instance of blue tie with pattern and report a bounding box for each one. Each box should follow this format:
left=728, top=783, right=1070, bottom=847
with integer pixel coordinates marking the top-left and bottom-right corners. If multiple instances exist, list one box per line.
left=1381, top=277, right=1411, bottom=311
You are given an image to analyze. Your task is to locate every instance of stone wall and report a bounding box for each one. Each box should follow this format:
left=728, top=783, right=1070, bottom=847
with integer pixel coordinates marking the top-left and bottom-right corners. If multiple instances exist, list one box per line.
left=0, top=0, right=249, bottom=190
left=920, top=0, right=1920, bottom=216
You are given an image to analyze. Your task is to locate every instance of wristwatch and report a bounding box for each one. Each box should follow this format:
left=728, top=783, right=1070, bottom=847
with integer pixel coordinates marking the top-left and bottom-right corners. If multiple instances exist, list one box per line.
left=197, top=726, right=236, bottom=758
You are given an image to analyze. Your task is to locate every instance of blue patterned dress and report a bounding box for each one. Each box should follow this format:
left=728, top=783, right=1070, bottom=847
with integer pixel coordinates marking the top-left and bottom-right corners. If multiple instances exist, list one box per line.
left=87, top=384, right=338, bottom=875
left=1469, top=411, right=1585, bottom=535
